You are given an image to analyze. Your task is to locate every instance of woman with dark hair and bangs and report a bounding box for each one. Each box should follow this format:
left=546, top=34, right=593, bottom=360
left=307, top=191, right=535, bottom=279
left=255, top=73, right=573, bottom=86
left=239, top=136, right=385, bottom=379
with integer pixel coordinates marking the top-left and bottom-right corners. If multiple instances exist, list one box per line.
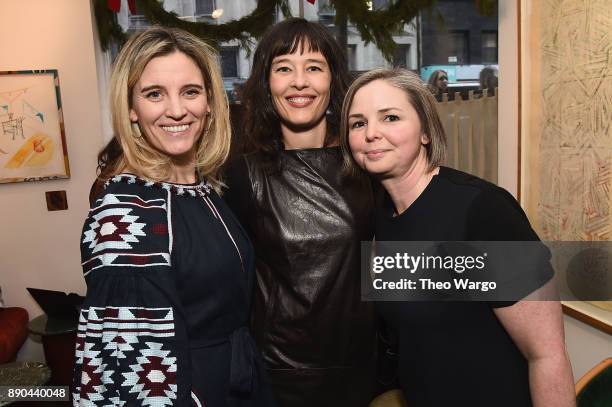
left=223, top=18, right=377, bottom=406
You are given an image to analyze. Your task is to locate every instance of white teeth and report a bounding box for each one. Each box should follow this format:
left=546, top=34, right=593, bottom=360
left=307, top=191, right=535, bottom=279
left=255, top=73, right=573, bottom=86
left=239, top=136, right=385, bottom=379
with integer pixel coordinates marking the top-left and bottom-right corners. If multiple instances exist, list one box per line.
left=288, top=97, right=313, bottom=104
left=161, top=124, right=189, bottom=132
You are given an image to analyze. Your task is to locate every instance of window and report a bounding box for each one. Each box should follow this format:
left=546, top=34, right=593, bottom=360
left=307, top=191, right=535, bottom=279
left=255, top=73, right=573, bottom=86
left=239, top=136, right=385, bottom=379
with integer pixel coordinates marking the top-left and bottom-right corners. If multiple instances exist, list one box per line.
left=195, top=0, right=214, bottom=16
left=372, top=0, right=392, bottom=10
left=128, top=5, right=148, bottom=30
left=347, top=45, right=357, bottom=71
left=318, top=0, right=335, bottom=15
left=482, top=31, right=498, bottom=63
left=445, top=30, right=469, bottom=65
left=393, top=44, right=411, bottom=68
left=318, top=0, right=335, bottom=28
left=220, top=46, right=239, bottom=78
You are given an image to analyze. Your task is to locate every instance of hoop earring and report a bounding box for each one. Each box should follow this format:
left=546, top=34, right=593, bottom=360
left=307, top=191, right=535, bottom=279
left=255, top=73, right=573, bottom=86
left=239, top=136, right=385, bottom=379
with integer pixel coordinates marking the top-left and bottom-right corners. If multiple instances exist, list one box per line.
left=131, top=122, right=142, bottom=138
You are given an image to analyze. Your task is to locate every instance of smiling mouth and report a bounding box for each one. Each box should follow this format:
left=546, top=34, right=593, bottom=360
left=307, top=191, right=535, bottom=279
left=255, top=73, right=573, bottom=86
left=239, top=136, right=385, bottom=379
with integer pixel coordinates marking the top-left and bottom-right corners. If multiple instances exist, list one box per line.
left=286, top=96, right=315, bottom=107
left=161, top=124, right=190, bottom=133
left=365, top=150, right=389, bottom=159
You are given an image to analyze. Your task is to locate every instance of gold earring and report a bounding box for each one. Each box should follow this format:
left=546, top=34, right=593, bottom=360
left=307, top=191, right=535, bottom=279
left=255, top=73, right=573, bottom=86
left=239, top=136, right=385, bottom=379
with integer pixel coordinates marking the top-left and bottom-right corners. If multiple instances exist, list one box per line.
left=131, top=122, right=142, bottom=138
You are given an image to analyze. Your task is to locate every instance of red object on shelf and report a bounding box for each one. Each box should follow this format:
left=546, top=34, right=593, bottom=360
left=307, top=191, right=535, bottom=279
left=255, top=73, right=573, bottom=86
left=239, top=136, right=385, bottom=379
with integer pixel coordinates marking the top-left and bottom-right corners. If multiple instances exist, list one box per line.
left=306, top=0, right=316, bottom=4
left=0, top=307, right=29, bottom=364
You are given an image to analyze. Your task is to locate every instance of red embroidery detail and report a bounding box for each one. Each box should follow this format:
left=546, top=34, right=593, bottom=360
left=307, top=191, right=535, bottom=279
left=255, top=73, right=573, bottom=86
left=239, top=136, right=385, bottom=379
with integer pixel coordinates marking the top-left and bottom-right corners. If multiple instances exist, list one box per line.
left=151, top=223, right=168, bottom=235
left=96, top=215, right=133, bottom=243
left=103, top=308, right=119, bottom=318
left=79, top=356, right=104, bottom=400
left=136, top=356, right=177, bottom=397
left=129, top=255, right=149, bottom=265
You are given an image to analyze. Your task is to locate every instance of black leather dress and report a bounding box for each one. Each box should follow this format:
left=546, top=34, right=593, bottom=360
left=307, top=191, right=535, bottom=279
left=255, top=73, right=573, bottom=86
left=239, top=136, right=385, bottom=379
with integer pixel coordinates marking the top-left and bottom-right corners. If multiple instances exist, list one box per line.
left=223, top=147, right=377, bottom=407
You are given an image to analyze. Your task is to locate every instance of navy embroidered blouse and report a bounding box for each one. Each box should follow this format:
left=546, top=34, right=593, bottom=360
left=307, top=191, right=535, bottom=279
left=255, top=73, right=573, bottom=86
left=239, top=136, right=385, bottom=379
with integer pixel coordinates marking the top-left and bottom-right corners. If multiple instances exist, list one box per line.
left=73, top=174, right=275, bottom=406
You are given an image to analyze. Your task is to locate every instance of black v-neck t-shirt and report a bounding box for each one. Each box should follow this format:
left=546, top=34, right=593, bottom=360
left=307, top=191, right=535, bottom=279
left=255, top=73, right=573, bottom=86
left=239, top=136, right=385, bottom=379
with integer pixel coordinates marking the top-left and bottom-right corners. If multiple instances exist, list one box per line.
left=375, top=166, right=552, bottom=407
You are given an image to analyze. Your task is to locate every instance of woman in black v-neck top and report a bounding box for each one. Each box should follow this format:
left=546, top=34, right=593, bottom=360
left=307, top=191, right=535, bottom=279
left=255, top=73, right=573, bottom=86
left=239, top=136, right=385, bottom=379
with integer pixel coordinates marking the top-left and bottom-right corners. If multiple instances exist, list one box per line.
left=339, top=68, right=576, bottom=407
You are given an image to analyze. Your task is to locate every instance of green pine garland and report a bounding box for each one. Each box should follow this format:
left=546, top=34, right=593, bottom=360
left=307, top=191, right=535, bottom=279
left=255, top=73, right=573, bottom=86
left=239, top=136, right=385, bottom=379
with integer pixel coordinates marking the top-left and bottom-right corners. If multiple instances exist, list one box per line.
left=94, top=0, right=496, bottom=59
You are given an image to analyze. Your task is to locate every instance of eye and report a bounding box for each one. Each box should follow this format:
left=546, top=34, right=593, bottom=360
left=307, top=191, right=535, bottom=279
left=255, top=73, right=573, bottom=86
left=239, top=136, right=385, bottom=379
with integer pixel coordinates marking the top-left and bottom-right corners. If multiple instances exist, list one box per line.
left=184, top=88, right=201, bottom=98
left=274, top=66, right=291, bottom=73
left=307, top=65, right=323, bottom=72
left=384, top=114, right=400, bottom=122
left=350, top=120, right=366, bottom=129
left=144, top=90, right=162, bottom=100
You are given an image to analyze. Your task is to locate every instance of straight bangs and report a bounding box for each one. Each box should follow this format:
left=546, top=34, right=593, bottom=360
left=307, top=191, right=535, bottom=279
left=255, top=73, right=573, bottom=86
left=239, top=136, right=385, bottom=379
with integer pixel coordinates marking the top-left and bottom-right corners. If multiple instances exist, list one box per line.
left=265, top=21, right=337, bottom=73
left=269, top=31, right=322, bottom=60
left=239, top=18, right=351, bottom=171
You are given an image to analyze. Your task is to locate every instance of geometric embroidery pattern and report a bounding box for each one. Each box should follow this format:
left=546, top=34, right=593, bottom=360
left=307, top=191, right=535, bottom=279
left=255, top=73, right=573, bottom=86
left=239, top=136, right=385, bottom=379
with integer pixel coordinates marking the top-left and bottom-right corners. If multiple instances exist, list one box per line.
left=73, top=306, right=177, bottom=406
left=83, top=206, right=146, bottom=254
left=122, top=342, right=177, bottom=406
left=81, top=193, right=171, bottom=276
left=106, top=173, right=211, bottom=198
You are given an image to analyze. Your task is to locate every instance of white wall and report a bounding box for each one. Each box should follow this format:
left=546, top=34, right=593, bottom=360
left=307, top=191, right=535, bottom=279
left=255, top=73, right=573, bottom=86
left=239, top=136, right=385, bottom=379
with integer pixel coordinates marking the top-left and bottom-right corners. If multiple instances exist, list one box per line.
left=564, top=315, right=612, bottom=381
left=0, top=0, right=104, bottom=361
left=499, top=0, right=612, bottom=382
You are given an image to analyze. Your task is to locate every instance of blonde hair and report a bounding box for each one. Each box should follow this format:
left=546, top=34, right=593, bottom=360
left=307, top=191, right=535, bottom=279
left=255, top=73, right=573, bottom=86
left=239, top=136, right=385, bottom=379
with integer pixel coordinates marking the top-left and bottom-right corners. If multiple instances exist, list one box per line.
left=108, top=26, right=230, bottom=191
left=340, top=68, right=447, bottom=175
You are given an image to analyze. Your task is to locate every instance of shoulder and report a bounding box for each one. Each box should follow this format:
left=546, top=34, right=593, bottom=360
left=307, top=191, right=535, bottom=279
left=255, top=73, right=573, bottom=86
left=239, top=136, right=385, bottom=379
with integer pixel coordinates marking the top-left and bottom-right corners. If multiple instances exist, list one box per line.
left=81, top=174, right=172, bottom=276
left=438, top=167, right=520, bottom=209
left=437, top=166, right=501, bottom=193
left=436, top=167, right=538, bottom=240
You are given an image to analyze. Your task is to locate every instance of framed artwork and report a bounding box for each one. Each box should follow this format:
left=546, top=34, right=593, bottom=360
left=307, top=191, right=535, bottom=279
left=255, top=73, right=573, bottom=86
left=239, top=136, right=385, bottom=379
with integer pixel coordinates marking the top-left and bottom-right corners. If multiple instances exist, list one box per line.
left=0, top=70, right=70, bottom=183
left=519, top=1, right=612, bottom=334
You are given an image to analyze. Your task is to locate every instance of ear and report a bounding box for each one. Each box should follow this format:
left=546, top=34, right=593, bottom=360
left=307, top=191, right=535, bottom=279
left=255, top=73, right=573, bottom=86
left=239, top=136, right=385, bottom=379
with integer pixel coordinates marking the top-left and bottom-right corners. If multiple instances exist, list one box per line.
left=421, top=132, right=430, bottom=145
left=129, top=108, right=138, bottom=123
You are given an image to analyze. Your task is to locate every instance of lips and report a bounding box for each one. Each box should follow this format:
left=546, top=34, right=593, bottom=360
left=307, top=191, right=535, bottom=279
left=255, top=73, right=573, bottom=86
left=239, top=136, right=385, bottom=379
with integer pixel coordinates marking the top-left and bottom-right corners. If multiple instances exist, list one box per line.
left=286, top=95, right=315, bottom=107
left=160, top=124, right=190, bottom=133
left=365, top=149, right=389, bottom=159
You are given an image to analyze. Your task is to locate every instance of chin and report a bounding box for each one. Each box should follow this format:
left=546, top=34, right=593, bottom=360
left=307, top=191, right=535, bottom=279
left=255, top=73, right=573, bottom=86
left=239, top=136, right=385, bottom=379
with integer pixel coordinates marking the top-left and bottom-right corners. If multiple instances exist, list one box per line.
left=364, top=162, right=394, bottom=177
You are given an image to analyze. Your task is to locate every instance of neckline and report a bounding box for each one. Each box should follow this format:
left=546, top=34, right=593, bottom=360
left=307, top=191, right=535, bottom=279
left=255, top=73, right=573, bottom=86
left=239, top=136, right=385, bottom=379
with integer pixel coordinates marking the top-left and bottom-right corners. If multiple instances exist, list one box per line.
left=106, top=173, right=211, bottom=197
left=282, top=146, right=340, bottom=154
left=386, top=167, right=444, bottom=219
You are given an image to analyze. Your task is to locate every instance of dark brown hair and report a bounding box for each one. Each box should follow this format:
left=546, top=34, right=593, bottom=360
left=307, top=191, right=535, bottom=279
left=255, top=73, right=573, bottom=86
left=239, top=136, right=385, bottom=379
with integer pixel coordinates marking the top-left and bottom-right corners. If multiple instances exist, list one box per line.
left=240, top=18, right=351, bottom=170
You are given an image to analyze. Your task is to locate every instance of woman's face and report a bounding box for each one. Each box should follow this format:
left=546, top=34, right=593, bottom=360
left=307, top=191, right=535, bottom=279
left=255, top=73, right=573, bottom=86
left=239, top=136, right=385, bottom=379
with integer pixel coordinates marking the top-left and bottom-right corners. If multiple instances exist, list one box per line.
left=268, top=45, right=331, bottom=131
left=129, top=51, right=210, bottom=163
left=347, top=79, right=429, bottom=179
left=436, top=72, right=448, bottom=91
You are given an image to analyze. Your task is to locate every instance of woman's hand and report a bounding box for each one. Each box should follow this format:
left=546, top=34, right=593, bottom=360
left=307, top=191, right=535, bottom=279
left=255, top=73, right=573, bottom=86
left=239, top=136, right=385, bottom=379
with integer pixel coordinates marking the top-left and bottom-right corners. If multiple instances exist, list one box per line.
left=493, top=280, right=576, bottom=407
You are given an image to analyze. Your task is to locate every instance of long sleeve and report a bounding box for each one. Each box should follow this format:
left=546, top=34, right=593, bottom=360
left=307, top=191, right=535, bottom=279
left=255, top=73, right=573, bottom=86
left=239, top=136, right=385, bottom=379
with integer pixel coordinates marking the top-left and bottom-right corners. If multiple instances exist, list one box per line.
left=72, top=181, right=191, bottom=406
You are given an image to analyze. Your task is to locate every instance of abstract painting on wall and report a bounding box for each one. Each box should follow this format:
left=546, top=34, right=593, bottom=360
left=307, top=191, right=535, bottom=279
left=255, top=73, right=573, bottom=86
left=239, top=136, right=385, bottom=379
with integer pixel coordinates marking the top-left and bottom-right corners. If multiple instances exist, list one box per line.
left=520, top=1, right=612, bottom=334
left=0, top=70, right=69, bottom=183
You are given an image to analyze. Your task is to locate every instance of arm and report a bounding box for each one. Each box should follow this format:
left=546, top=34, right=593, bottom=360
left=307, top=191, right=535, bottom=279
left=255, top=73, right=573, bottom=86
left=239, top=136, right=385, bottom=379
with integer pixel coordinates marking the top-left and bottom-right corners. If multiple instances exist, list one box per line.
left=73, top=182, right=191, bottom=406
left=469, top=187, right=576, bottom=406
left=494, top=281, right=576, bottom=407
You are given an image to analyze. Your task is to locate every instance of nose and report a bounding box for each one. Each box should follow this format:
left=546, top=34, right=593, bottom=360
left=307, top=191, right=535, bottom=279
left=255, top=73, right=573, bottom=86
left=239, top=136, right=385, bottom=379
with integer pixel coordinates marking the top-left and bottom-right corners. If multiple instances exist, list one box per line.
left=291, top=69, right=309, bottom=89
left=365, top=121, right=381, bottom=141
left=165, top=95, right=187, bottom=120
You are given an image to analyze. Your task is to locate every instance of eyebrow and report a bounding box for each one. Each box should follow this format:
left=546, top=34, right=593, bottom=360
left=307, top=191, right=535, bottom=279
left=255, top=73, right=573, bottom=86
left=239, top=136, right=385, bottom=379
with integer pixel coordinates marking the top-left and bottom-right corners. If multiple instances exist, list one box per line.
left=348, top=107, right=401, bottom=118
left=139, top=83, right=204, bottom=93
left=271, top=58, right=326, bottom=65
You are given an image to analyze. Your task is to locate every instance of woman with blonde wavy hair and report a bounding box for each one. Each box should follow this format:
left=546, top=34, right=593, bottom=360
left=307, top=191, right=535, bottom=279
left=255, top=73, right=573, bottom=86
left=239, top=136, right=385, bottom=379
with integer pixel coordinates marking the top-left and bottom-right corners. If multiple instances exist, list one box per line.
left=74, top=26, right=275, bottom=406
